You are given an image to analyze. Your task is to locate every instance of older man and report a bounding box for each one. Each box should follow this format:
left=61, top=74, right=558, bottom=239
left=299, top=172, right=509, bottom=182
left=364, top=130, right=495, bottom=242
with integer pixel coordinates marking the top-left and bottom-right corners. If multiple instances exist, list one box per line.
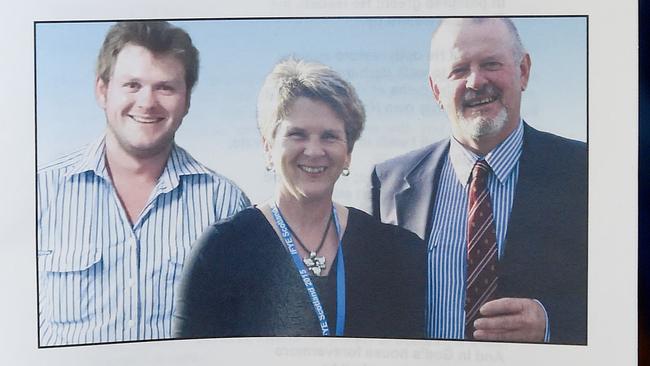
left=37, top=21, right=249, bottom=346
left=371, top=18, right=586, bottom=344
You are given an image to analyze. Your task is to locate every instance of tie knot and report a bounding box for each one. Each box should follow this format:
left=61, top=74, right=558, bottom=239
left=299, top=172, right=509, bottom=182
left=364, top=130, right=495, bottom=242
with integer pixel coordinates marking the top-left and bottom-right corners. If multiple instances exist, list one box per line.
left=472, top=160, right=491, bottom=179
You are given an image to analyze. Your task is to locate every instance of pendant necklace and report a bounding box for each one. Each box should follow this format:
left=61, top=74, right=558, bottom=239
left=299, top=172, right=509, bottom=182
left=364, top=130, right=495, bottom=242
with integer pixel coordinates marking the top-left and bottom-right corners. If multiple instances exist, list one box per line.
left=286, top=211, right=333, bottom=276
left=270, top=203, right=346, bottom=335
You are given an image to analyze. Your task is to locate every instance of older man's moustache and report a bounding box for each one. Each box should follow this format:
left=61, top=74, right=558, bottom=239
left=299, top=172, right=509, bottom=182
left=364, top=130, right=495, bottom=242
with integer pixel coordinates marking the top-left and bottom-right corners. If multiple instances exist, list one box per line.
left=463, top=88, right=501, bottom=105
left=464, top=86, right=500, bottom=100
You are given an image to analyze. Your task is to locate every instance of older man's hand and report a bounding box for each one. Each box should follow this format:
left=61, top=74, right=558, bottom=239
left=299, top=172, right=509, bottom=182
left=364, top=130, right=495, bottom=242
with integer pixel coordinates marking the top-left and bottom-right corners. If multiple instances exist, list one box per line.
left=472, top=297, right=546, bottom=342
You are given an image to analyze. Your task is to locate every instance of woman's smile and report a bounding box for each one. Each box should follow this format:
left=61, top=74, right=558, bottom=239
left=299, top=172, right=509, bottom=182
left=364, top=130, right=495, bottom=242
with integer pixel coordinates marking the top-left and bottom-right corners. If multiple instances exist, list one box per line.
left=267, top=97, right=350, bottom=202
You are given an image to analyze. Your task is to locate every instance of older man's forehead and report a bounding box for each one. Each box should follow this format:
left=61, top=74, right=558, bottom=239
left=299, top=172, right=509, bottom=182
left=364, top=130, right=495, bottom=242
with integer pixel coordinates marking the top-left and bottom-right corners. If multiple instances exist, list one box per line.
left=430, top=19, right=516, bottom=66
left=433, top=19, right=512, bottom=48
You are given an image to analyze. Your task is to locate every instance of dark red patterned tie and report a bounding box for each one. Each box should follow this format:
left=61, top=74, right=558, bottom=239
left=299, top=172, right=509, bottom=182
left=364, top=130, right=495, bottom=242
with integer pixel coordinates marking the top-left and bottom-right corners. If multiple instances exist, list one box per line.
left=465, top=160, right=498, bottom=339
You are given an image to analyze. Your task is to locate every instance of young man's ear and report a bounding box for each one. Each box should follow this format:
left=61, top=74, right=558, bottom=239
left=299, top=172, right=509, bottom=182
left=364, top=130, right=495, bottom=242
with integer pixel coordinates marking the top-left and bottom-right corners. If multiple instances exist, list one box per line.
left=184, top=96, right=191, bottom=117
left=95, top=77, right=108, bottom=108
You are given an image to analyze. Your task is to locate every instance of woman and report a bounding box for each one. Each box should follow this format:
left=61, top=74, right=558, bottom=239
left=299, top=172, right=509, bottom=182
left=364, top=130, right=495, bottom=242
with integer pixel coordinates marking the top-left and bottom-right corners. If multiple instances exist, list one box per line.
left=172, top=58, right=425, bottom=339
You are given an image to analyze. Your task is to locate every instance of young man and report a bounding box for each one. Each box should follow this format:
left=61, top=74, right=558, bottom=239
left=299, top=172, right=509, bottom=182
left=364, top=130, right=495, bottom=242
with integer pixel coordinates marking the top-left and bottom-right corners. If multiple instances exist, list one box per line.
left=37, top=21, right=250, bottom=346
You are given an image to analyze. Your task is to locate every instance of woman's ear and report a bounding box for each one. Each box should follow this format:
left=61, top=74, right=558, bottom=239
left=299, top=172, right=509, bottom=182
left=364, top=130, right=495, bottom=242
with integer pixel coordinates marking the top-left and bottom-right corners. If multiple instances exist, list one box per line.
left=263, top=137, right=274, bottom=166
left=344, top=152, right=352, bottom=170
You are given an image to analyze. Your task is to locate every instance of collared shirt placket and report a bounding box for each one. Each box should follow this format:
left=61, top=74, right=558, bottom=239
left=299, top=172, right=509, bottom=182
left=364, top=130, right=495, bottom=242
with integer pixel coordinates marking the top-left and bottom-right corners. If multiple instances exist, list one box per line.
left=128, top=174, right=171, bottom=339
left=427, top=122, right=523, bottom=340
left=108, top=175, right=169, bottom=341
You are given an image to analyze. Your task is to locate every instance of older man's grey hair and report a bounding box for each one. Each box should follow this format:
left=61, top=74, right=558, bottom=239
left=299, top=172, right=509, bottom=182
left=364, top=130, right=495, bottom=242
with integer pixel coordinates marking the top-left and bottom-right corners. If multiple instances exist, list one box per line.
left=428, top=18, right=527, bottom=78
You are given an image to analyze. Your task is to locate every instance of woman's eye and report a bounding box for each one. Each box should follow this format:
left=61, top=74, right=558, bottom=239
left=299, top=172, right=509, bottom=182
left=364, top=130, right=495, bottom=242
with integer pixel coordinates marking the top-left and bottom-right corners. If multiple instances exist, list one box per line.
left=287, top=131, right=305, bottom=138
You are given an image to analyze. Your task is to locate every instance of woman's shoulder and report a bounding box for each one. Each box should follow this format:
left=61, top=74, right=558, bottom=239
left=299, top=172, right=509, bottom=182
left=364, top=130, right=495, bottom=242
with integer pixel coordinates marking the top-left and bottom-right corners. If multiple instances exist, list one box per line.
left=345, top=207, right=423, bottom=246
left=207, top=206, right=265, bottom=233
left=192, top=207, right=267, bottom=256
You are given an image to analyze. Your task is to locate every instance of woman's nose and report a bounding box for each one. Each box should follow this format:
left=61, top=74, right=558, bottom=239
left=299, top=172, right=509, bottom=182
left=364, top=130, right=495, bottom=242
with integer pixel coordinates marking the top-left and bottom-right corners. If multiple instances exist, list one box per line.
left=303, top=137, right=326, bottom=157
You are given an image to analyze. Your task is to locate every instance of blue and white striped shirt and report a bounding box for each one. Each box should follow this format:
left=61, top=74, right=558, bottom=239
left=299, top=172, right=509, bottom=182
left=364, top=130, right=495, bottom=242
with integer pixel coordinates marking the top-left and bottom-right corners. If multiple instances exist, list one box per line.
left=37, top=136, right=250, bottom=346
left=427, top=121, right=524, bottom=339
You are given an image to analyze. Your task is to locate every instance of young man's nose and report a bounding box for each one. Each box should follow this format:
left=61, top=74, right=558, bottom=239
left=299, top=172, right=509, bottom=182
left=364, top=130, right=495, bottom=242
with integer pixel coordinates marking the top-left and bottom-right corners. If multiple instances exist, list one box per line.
left=135, top=87, right=157, bottom=109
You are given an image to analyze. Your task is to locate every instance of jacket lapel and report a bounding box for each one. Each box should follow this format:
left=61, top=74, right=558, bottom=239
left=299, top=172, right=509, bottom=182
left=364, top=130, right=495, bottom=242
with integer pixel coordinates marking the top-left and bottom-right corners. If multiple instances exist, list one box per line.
left=394, top=140, right=450, bottom=241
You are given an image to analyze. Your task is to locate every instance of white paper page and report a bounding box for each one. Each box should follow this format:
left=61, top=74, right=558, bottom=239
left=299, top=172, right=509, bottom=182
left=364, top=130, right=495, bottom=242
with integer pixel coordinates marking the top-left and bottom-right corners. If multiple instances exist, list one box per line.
left=0, top=0, right=637, bottom=365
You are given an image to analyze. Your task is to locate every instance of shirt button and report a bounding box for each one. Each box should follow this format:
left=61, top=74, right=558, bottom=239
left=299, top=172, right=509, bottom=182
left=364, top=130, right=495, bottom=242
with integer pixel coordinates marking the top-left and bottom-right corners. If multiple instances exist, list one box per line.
left=128, top=278, right=136, bottom=287
left=128, top=320, right=135, bottom=327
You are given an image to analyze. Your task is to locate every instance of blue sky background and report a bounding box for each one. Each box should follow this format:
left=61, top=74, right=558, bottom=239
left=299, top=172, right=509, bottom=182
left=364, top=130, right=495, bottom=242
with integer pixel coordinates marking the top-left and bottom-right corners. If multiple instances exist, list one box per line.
left=35, top=17, right=587, bottom=208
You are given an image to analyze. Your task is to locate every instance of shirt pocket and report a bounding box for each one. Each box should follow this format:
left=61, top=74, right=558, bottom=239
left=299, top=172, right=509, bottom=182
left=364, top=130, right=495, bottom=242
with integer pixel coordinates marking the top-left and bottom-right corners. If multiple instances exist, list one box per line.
left=165, top=251, right=187, bottom=289
left=141, top=252, right=188, bottom=323
left=39, top=246, right=102, bottom=324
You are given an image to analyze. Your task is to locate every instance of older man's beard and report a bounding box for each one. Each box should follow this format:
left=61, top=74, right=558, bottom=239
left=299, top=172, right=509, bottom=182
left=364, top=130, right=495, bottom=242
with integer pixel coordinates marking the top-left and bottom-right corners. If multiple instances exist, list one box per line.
left=456, top=84, right=508, bottom=139
left=457, top=107, right=508, bottom=139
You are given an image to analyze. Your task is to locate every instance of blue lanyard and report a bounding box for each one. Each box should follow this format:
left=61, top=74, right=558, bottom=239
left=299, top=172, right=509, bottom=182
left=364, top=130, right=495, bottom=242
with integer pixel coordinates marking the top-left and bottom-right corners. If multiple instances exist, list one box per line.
left=270, top=203, right=346, bottom=336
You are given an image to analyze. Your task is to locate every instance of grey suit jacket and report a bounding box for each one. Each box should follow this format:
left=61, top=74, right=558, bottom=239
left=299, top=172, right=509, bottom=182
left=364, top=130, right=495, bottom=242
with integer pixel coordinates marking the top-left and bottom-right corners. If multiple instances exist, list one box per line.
left=371, top=123, right=587, bottom=345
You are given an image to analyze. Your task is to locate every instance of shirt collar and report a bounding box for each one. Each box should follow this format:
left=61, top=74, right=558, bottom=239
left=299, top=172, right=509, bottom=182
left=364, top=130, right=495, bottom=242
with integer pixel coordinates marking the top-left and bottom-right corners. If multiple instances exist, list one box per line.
left=64, top=135, right=109, bottom=179
left=449, top=120, right=524, bottom=186
left=157, top=144, right=214, bottom=193
left=63, top=134, right=214, bottom=191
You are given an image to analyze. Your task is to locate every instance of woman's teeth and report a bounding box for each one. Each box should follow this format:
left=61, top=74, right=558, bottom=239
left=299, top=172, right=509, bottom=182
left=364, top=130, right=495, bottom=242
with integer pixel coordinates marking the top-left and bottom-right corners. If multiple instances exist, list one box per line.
left=300, top=165, right=326, bottom=173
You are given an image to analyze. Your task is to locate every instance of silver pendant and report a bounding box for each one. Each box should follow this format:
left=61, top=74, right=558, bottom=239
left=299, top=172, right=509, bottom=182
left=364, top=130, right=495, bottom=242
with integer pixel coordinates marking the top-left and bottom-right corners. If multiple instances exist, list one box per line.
left=303, top=252, right=326, bottom=276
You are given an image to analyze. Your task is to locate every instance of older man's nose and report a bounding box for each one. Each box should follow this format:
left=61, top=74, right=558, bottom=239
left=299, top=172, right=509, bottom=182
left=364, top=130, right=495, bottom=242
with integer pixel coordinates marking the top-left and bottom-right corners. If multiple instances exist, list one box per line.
left=465, top=69, right=488, bottom=90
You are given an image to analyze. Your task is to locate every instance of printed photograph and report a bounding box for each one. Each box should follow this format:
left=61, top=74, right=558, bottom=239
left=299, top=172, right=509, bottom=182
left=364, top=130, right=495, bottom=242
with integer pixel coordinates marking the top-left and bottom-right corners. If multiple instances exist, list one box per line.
left=35, top=16, right=587, bottom=347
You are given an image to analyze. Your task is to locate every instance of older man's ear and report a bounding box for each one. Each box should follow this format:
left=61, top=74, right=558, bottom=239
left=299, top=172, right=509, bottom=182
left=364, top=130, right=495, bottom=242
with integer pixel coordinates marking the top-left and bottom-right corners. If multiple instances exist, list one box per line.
left=429, top=76, right=443, bottom=110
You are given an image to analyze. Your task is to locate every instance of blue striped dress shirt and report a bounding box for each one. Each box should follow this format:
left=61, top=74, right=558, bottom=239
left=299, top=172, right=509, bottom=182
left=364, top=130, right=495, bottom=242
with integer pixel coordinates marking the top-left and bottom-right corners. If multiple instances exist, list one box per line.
left=427, top=121, right=527, bottom=339
left=37, top=136, right=250, bottom=346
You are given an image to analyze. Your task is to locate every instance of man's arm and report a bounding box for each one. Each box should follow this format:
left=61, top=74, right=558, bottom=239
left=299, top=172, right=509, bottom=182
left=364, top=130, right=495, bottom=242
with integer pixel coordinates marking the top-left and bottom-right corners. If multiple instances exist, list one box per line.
left=36, top=171, right=53, bottom=346
left=211, top=177, right=251, bottom=220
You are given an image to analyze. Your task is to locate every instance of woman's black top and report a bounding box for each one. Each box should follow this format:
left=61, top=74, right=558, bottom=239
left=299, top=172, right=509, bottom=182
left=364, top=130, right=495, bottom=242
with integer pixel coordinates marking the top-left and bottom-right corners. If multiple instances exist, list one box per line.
left=172, top=207, right=426, bottom=339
